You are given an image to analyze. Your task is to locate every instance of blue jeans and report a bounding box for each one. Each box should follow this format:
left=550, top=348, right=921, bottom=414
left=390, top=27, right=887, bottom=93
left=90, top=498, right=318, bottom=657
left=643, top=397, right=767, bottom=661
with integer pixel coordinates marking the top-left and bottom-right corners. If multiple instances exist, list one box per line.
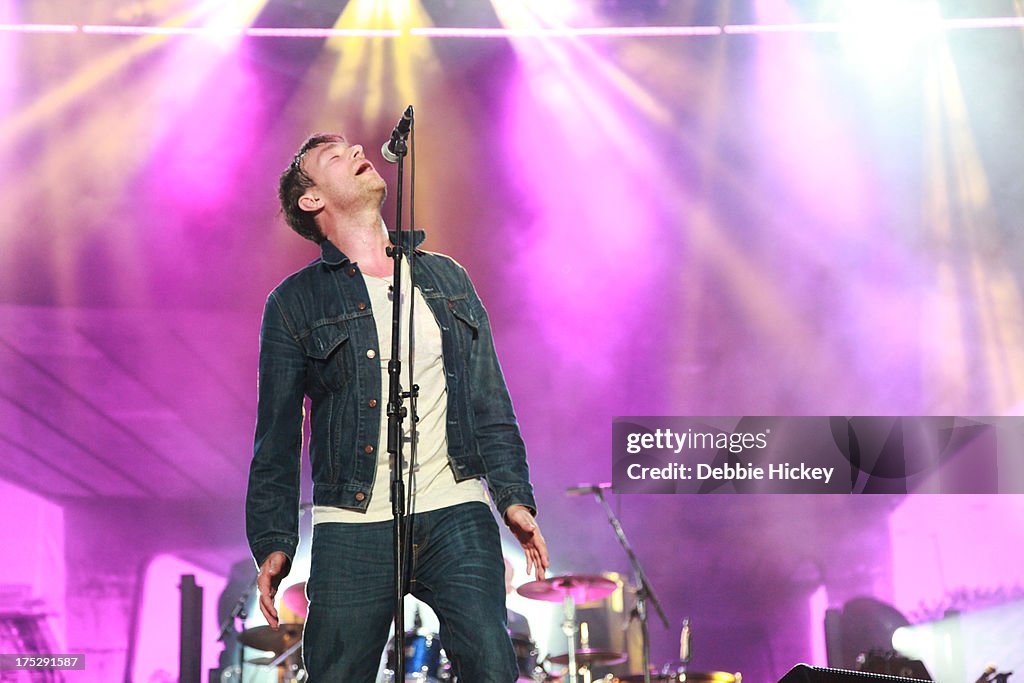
left=303, top=502, right=518, bottom=682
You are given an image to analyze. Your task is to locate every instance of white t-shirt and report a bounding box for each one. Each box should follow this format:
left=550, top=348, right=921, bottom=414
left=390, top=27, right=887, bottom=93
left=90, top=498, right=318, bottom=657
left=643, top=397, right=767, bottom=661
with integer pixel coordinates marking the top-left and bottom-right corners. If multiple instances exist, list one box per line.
left=313, top=261, right=488, bottom=524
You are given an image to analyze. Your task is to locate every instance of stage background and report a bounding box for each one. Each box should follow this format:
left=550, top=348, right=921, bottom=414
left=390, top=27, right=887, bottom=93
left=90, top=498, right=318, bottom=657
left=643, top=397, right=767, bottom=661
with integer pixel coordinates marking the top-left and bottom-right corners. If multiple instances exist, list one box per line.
left=2, top=1, right=1023, bottom=681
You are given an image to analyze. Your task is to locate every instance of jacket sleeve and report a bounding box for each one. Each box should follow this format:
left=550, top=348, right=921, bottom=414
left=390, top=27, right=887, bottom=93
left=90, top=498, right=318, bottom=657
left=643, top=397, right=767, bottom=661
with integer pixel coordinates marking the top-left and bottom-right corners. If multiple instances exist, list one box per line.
left=246, top=290, right=305, bottom=567
left=459, top=265, right=538, bottom=519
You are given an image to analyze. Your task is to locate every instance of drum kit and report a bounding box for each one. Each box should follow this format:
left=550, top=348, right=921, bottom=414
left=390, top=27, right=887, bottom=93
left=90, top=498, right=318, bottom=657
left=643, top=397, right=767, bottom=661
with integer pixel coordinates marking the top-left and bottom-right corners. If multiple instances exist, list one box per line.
left=513, top=575, right=738, bottom=683
left=230, top=582, right=310, bottom=682
left=235, top=575, right=737, bottom=683
left=228, top=483, right=739, bottom=682
left=237, top=620, right=305, bottom=683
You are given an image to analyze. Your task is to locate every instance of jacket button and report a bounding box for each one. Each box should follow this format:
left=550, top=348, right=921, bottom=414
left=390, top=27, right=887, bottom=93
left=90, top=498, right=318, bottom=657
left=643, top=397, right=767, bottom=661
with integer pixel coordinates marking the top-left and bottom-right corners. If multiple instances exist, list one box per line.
left=366, top=349, right=376, bottom=359
left=368, top=399, right=378, bottom=408
left=347, top=267, right=357, bottom=277
left=357, top=302, right=367, bottom=311
left=364, top=444, right=374, bottom=454
left=355, top=492, right=366, bottom=502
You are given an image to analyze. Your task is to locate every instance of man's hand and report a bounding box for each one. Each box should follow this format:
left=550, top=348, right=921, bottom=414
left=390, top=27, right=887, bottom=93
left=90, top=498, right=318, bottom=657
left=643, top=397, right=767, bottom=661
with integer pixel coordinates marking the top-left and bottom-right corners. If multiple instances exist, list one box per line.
left=504, top=505, right=549, bottom=581
left=257, top=551, right=292, bottom=629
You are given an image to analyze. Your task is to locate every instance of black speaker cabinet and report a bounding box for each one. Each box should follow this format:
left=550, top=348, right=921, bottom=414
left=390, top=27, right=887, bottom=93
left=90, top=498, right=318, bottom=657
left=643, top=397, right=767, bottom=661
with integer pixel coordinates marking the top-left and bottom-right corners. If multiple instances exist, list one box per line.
left=779, top=664, right=931, bottom=683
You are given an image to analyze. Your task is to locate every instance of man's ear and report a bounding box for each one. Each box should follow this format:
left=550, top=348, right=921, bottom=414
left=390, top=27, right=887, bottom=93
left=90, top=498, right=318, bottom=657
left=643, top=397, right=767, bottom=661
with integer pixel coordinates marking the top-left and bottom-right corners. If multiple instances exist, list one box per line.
left=298, top=192, right=321, bottom=213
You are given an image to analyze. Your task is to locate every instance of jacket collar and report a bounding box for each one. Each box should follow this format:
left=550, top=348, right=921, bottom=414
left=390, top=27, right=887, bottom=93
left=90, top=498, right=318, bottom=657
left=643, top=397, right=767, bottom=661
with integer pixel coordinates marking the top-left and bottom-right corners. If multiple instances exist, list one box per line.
left=319, top=230, right=427, bottom=267
left=319, top=239, right=349, bottom=266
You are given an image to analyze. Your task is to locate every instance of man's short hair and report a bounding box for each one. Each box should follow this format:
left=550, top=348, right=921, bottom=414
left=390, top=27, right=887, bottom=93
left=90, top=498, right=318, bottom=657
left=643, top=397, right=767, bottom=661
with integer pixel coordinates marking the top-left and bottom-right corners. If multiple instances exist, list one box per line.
left=278, top=133, right=345, bottom=243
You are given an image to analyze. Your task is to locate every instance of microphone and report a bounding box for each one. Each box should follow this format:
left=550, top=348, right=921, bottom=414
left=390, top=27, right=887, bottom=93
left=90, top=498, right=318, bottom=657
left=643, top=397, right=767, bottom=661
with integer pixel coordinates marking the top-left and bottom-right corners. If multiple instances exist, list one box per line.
left=565, top=482, right=612, bottom=496
left=381, top=105, right=414, bottom=163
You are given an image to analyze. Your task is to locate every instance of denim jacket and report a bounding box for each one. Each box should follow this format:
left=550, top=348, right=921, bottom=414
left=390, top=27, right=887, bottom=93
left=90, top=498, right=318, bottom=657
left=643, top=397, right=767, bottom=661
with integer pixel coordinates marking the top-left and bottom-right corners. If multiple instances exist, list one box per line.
left=246, top=237, right=536, bottom=566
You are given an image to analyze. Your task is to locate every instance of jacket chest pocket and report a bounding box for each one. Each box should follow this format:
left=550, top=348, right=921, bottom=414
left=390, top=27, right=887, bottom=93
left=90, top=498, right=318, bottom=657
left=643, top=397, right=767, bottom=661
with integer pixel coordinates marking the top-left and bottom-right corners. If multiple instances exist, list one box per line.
left=299, top=322, right=351, bottom=391
left=447, top=297, right=479, bottom=343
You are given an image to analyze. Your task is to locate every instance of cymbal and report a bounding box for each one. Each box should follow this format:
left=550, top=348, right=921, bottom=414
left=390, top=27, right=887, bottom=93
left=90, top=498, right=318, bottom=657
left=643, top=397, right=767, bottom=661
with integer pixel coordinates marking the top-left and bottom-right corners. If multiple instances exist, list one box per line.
left=282, top=582, right=309, bottom=618
left=517, top=575, right=617, bottom=604
left=239, top=624, right=303, bottom=653
left=548, top=648, right=627, bottom=666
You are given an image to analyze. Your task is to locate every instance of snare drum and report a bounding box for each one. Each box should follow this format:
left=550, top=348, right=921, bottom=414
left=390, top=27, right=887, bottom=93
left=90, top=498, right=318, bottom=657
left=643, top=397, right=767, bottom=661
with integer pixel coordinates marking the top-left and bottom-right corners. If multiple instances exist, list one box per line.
left=385, top=632, right=451, bottom=682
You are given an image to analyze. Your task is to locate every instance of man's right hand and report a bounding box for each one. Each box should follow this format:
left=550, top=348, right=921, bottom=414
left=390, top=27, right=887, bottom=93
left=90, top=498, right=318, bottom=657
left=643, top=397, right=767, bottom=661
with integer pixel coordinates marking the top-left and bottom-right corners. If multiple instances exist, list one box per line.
left=257, top=551, right=292, bottom=629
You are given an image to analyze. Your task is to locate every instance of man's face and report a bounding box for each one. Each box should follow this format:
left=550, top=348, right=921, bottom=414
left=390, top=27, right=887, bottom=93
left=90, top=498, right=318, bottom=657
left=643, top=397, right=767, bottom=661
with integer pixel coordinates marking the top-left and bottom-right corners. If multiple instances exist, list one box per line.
left=299, top=138, right=386, bottom=216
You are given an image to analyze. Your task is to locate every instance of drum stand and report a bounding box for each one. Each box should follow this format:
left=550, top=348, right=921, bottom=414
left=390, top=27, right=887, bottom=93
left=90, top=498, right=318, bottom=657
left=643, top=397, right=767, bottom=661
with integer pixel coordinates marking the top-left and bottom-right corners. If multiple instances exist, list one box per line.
left=559, top=592, right=579, bottom=683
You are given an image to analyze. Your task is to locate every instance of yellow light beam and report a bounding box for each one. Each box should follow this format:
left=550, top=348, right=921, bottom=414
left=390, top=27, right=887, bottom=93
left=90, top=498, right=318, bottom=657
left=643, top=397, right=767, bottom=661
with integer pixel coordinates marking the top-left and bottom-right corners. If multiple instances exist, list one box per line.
left=0, top=0, right=268, bottom=151
left=921, top=36, right=1024, bottom=412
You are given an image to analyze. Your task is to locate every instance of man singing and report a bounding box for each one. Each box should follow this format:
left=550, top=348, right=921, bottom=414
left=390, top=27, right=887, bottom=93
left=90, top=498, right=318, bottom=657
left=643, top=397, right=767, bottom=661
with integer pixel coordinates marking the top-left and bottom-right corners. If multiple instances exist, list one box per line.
left=245, top=132, right=549, bottom=682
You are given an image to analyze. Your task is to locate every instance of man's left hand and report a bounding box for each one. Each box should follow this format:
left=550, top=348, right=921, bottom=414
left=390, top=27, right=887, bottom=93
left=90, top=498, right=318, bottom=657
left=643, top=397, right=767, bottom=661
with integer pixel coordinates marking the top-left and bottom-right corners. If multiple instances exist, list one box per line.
left=504, top=505, right=549, bottom=581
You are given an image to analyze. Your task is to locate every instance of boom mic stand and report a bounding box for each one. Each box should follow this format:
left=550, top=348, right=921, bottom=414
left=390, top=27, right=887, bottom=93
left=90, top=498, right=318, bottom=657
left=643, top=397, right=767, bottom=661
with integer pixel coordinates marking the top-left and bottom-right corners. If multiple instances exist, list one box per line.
left=591, top=487, right=669, bottom=683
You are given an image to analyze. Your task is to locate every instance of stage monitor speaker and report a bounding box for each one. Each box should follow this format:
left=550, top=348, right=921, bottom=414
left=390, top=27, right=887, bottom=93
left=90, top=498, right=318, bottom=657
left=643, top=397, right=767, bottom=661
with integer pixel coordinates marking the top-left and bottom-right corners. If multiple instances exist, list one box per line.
left=779, top=664, right=931, bottom=683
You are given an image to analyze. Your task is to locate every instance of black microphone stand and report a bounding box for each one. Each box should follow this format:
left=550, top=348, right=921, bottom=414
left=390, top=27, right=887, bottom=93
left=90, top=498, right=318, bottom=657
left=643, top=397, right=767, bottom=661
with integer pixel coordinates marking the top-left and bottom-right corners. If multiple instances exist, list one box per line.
left=385, top=105, right=415, bottom=682
left=591, top=488, right=669, bottom=683
left=216, top=578, right=254, bottom=683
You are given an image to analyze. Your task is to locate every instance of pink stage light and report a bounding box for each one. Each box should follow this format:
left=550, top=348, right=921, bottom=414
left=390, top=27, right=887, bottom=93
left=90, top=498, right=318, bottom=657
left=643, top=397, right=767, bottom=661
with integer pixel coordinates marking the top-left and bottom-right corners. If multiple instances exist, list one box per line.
left=727, top=16, right=1024, bottom=34
left=0, top=23, right=77, bottom=33
left=5, top=17, right=1024, bottom=38
left=80, top=25, right=399, bottom=37
left=245, top=27, right=401, bottom=37
left=942, top=16, right=1024, bottom=29
left=724, top=23, right=844, bottom=34
left=82, top=25, right=244, bottom=36
left=410, top=26, right=722, bottom=38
